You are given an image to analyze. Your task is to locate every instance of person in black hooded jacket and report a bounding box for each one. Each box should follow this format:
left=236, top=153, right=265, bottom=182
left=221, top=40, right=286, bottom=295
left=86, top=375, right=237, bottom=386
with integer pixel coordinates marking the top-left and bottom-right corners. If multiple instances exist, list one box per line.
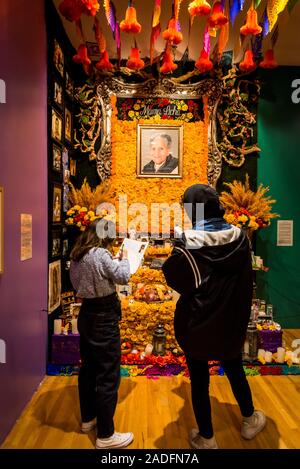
left=162, top=184, right=266, bottom=449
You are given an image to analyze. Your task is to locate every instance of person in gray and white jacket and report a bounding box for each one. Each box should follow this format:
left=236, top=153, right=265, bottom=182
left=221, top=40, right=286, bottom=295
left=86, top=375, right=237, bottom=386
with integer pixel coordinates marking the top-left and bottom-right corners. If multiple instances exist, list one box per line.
left=70, top=219, right=134, bottom=450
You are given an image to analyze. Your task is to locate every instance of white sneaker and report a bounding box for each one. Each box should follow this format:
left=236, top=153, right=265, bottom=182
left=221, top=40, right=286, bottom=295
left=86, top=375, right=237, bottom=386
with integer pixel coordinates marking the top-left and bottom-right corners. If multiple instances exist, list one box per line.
left=189, top=429, right=219, bottom=449
left=81, top=418, right=96, bottom=433
left=95, top=432, right=134, bottom=449
left=241, top=410, right=266, bottom=439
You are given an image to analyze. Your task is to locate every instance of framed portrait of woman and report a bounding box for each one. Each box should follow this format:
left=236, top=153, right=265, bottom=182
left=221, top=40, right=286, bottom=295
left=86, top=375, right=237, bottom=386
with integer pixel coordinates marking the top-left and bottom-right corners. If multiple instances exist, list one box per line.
left=52, top=144, right=62, bottom=172
left=52, top=184, right=62, bottom=223
left=52, top=109, right=62, bottom=142
left=137, top=124, right=183, bottom=178
left=53, top=39, right=64, bottom=77
left=48, top=260, right=61, bottom=313
left=53, top=79, right=63, bottom=109
left=65, top=108, right=72, bottom=142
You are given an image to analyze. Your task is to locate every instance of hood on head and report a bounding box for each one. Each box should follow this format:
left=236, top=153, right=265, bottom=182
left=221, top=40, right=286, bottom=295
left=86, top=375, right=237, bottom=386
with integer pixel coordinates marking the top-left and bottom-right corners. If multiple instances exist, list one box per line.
left=182, top=184, right=225, bottom=225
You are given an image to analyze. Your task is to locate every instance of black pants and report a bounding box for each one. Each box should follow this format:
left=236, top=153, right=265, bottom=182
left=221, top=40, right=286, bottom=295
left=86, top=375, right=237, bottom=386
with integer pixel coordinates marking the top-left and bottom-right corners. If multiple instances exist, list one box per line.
left=77, top=293, right=121, bottom=438
left=186, top=354, right=254, bottom=439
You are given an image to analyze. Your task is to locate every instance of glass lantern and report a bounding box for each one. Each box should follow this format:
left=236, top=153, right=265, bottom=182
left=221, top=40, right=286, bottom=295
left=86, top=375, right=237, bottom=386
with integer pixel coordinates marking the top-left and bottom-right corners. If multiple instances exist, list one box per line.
left=242, top=322, right=258, bottom=362
left=153, top=323, right=166, bottom=356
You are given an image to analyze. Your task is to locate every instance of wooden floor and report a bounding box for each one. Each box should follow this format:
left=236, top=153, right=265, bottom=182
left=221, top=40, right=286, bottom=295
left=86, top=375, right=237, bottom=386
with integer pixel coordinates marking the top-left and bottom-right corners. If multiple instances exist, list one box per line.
left=2, top=330, right=300, bottom=449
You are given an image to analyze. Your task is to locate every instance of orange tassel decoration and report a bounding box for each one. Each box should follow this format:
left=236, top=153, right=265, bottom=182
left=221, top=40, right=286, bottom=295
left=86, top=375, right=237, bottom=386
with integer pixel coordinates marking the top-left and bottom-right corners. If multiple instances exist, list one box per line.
left=259, top=49, right=278, bottom=69
left=160, top=49, right=178, bottom=74
left=96, top=50, right=114, bottom=71
left=73, top=44, right=91, bottom=66
left=126, top=47, right=145, bottom=71
left=195, top=49, right=213, bottom=73
left=162, top=18, right=183, bottom=45
left=208, top=1, right=228, bottom=28
left=188, top=0, right=211, bottom=17
left=239, top=50, right=257, bottom=72
left=240, top=7, right=262, bottom=35
left=120, top=6, right=142, bottom=34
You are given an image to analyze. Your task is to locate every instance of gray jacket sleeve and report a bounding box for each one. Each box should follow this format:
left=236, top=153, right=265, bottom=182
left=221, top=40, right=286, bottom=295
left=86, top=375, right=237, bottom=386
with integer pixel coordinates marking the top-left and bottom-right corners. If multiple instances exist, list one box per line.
left=100, top=250, right=131, bottom=285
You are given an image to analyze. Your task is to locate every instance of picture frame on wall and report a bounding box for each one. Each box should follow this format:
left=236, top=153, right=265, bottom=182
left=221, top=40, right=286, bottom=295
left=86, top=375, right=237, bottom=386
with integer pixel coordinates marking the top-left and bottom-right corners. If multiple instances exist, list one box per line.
left=66, top=72, right=74, bottom=99
left=62, top=238, right=69, bottom=257
left=52, top=184, right=62, bottom=224
left=48, top=260, right=61, bottom=313
left=137, top=124, right=183, bottom=178
left=53, top=39, right=64, bottom=77
left=52, top=143, right=62, bottom=172
left=0, top=187, right=3, bottom=274
left=65, top=107, right=72, bottom=142
left=70, top=158, right=77, bottom=176
left=51, top=228, right=62, bottom=258
left=52, top=109, right=62, bottom=142
left=53, top=79, right=63, bottom=108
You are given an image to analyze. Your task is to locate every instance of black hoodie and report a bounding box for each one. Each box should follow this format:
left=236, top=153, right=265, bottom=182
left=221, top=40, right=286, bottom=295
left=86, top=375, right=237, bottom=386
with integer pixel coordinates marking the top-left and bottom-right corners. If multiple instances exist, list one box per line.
left=162, top=185, right=253, bottom=361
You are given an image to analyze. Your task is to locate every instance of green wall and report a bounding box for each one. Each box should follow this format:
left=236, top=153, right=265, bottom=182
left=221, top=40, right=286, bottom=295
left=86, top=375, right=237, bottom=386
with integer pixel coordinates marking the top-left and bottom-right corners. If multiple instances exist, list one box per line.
left=257, top=67, right=300, bottom=328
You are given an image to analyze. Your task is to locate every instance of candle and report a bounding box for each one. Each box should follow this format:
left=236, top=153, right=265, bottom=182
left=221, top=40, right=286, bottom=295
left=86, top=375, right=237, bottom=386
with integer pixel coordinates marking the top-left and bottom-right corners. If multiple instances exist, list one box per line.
left=72, top=318, right=78, bottom=334
left=276, top=347, right=285, bottom=363
left=144, top=344, right=153, bottom=356
left=265, top=351, right=273, bottom=363
left=258, top=349, right=265, bottom=361
left=54, top=319, right=62, bottom=335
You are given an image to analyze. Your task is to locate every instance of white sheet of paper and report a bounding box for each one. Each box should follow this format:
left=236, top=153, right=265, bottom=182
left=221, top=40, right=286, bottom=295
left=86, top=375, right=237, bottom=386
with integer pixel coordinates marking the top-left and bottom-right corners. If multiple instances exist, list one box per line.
left=117, top=238, right=149, bottom=274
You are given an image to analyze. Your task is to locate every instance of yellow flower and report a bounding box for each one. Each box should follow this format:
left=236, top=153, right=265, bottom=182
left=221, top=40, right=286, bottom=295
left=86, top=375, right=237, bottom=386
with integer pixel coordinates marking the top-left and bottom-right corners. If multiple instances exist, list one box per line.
left=238, top=214, right=248, bottom=223
left=187, top=112, right=193, bottom=119
left=67, top=209, right=74, bottom=216
left=73, top=205, right=81, bottom=211
left=80, top=207, right=88, bottom=212
left=77, top=221, right=82, bottom=227
left=182, top=104, right=188, bottom=111
left=88, top=210, right=95, bottom=217
left=128, top=110, right=135, bottom=118
left=225, top=214, right=235, bottom=224
left=66, top=217, right=73, bottom=225
left=134, top=104, right=140, bottom=110
left=248, top=220, right=259, bottom=229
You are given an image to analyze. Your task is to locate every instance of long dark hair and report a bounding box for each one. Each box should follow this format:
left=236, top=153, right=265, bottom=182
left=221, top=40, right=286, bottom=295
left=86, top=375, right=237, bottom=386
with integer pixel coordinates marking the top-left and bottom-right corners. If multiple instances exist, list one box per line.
left=70, top=219, right=116, bottom=262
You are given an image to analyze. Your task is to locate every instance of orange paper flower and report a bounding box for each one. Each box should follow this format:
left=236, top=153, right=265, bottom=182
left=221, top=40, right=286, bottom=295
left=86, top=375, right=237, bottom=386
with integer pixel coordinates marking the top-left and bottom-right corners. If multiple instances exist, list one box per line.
left=195, top=49, right=213, bottom=73
left=259, top=49, right=278, bottom=69
left=240, top=7, right=262, bottom=36
left=208, top=1, right=228, bottom=28
left=239, top=50, right=256, bottom=72
left=120, top=6, right=142, bottom=34
left=162, top=18, right=183, bottom=45
left=126, top=47, right=145, bottom=71
left=73, top=44, right=91, bottom=66
left=160, top=49, right=178, bottom=74
left=188, top=0, right=211, bottom=17
left=96, top=50, right=114, bottom=71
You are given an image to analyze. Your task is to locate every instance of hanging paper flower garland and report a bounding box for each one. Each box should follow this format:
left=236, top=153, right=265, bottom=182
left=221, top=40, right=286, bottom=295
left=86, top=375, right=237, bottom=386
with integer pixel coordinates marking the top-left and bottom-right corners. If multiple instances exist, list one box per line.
left=160, top=47, right=178, bottom=74
left=73, top=44, right=91, bottom=66
left=259, top=49, right=278, bottom=69
left=188, top=0, right=211, bottom=17
left=126, top=47, right=145, bottom=71
left=59, top=0, right=99, bottom=21
left=240, top=7, right=262, bottom=35
left=162, top=18, right=183, bottom=45
left=195, top=49, right=213, bottom=73
left=239, top=50, right=256, bottom=72
left=120, top=5, right=142, bottom=34
left=208, top=1, right=228, bottom=28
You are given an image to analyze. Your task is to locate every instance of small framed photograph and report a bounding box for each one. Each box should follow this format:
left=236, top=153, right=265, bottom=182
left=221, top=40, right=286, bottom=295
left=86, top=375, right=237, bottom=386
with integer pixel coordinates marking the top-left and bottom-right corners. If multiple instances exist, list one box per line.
left=64, top=169, right=70, bottom=184
left=53, top=39, right=64, bottom=77
left=48, top=260, right=61, bottom=313
left=53, top=80, right=63, bottom=108
left=51, top=228, right=62, bottom=258
left=66, top=72, right=74, bottom=98
left=70, top=159, right=77, bottom=176
left=62, top=238, right=69, bottom=257
left=137, top=124, right=183, bottom=178
left=52, top=109, right=62, bottom=142
left=65, top=107, right=72, bottom=142
left=52, top=184, right=62, bottom=223
left=52, top=144, right=62, bottom=172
